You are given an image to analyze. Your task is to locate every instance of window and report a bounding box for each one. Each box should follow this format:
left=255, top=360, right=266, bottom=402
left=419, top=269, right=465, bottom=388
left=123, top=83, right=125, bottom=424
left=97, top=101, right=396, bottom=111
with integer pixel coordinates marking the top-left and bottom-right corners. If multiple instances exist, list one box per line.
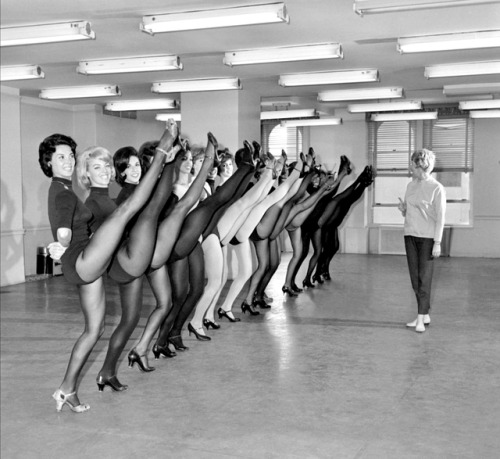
left=370, top=115, right=474, bottom=226
left=261, top=121, right=302, bottom=158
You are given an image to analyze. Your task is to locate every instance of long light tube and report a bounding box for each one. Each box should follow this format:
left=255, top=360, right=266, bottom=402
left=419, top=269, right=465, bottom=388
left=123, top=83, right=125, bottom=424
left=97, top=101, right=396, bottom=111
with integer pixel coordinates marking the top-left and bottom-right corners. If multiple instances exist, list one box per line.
left=105, top=99, right=177, bottom=111
left=224, top=43, right=342, bottom=66
left=425, top=60, right=500, bottom=78
left=281, top=118, right=342, bottom=127
left=318, top=87, right=403, bottom=102
left=1, top=21, right=95, bottom=47
left=354, top=0, right=498, bottom=16
left=0, top=64, right=44, bottom=81
left=459, top=100, right=500, bottom=109
left=77, top=55, right=183, bottom=75
left=156, top=113, right=182, bottom=122
left=39, top=85, right=120, bottom=100
left=398, top=30, right=500, bottom=53
left=371, top=112, right=438, bottom=121
left=443, top=83, right=500, bottom=96
left=469, top=109, right=500, bottom=118
left=348, top=100, right=422, bottom=113
left=152, top=77, right=241, bottom=93
left=261, top=109, right=317, bottom=120
left=279, top=69, right=378, bottom=87
left=141, top=3, right=289, bottom=34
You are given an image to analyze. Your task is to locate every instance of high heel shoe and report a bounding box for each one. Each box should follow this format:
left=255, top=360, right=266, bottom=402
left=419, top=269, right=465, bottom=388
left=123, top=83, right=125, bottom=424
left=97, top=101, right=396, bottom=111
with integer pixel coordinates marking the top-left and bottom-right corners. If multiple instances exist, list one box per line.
left=52, top=389, right=90, bottom=413
left=152, top=343, right=176, bottom=359
left=217, top=307, right=241, bottom=322
left=291, top=283, right=303, bottom=293
left=203, top=319, right=221, bottom=330
left=188, top=323, right=211, bottom=341
left=312, top=274, right=324, bottom=284
left=241, top=301, right=260, bottom=315
left=282, top=285, right=298, bottom=297
left=322, top=272, right=332, bottom=281
left=303, top=279, right=315, bottom=289
left=168, top=335, right=189, bottom=351
left=253, top=298, right=271, bottom=309
left=128, top=349, right=155, bottom=372
left=96, top=375, right=128, bottom=392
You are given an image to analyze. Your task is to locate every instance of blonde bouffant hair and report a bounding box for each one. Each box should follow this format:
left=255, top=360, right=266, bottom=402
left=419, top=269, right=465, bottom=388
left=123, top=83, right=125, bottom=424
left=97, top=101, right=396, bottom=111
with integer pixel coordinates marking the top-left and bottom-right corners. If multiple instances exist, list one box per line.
left=411, top=148, right=435, bottom=173
left=76, top=146, right=115, bottom=190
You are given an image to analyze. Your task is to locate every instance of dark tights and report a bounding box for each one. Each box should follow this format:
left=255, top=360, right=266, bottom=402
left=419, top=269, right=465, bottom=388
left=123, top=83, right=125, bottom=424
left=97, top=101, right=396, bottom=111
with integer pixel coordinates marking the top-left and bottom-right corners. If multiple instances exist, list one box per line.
left=254, top=238, right=280, bottom=301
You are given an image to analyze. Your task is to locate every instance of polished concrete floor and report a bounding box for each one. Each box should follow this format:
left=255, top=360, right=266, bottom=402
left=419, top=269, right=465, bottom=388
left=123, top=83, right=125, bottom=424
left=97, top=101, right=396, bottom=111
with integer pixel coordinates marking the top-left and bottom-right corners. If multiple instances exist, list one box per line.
left=1, top=253, right=499, bottom=458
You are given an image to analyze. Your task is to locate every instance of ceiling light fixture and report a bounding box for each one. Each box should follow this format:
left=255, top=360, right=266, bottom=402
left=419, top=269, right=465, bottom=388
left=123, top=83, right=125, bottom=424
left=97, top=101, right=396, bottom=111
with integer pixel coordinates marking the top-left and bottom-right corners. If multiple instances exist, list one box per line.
left=141, top=3, right=289, bottom=34
left=398, top=30, right=500, bottom=53
left=469, top=109, right=500, bottom=118
left=0, top=64, right=44, bottom=81
left=0, top=21, right=95, bottom=47
left=279, top=69, right=378, bottom=87
left=281, top=118, right=342, bottom=127
left=348, top=100, right=422, bottom=113
left=77, top=55, right=183, bottom=75
left=152, top=77, right=241, bottom=93
left=261, top=109, right=317, bottom=120
left=318, top=87, right=403, bottom=102
left=155, top=113, right=182, bottom=122
left=354, top=0, right=497, bottom=16
left=443, top=83, right=500, bottom=96
left=39, top=85, right=120, bottom=100
left=224, top=42, right=342, bottom=66
left=105, top=99, right=177, bottom=111
left=425, top=60, right=500, bottom=78
left=370, top=111, right=438, bottom=121
left=459, top=100, right=500, bottom=109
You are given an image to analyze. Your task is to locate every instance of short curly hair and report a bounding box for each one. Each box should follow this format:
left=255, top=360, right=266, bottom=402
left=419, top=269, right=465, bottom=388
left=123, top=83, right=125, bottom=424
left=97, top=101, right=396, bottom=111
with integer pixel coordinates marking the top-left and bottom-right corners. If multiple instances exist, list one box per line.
left=76, top=146, right=115, bottom=190
left=114, top=146, right=141, bottom=187
left=411, top=148, right=435, bottom=173
left=38, top=133, right=77, bottom=178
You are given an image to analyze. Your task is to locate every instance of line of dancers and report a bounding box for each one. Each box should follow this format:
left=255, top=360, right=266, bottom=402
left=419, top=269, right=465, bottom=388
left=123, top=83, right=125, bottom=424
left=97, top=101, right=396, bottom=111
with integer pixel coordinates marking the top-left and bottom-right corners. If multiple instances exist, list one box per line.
left=39, top=120, right=373, bottom=413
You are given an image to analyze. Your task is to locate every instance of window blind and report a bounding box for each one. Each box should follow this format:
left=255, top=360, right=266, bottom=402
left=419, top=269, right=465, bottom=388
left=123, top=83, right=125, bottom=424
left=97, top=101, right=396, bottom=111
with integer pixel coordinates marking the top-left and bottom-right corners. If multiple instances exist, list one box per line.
left=262, top=121, right=302, bottom=157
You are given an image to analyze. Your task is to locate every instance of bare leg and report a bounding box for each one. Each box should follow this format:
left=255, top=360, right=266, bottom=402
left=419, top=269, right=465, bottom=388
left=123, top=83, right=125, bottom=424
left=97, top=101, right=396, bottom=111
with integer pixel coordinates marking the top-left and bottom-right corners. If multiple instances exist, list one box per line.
left=242, top=238, right=269, bottom=310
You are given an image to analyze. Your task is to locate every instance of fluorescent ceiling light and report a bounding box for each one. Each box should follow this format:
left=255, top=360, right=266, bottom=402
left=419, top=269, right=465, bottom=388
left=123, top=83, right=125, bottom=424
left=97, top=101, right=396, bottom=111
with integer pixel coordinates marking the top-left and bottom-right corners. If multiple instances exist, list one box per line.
left=281, top=118, right=342, bottom=127
left=39, top=85, right=120, bottom=100
left=105, top=99, right=177, bottom=111
left=156, top=113, right=182, bottom=122
left=279, top=69, right=378, bottom=87
left=371, top=112, right=438, bottom=121
left=318, top=87, right=403, bottom=102
left=398, top=30, right=500, bottom=53
left=469, top=109, right=500, bottom=118
left=0, top=64, right=44, bottom=81
left=261, top=109, right=317, bottom=120
left=459, top=99, right=500, bottom=109
left=354, top=0, right=497, bottom=16
left=348, top=100, right=422, bottom=113
left=1, top=21, right=95, bottom=47
left=141, top=3, right=289, bottom=34
left=425, top=60, right=500, bottom=78
left=152, top=77, right=241, bottom=93
left=443, top=83, right=500, bottom=96
left=77, top=55, right=183, bottom=75
left=224, top=42, right=342, bottom=66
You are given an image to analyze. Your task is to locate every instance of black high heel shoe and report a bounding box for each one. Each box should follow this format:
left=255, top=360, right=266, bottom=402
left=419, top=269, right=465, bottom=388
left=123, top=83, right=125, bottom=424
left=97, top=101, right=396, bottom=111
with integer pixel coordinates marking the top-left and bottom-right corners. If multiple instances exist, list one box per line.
left=168, top=335, right=189, bottom=351
left=321, top=272, right=332, bottom=281
left=203, top=319, right=221, bottom=330
left=282, top=285, right=298, bottom=297
left=152, top=343, right=176, bottom=359
left=253, top=298, right=271, bottom=309
left=241, top=301, right=260, bottom=315
left=291, top=283, right=303, bottom=293
left=128, top=349, right=155, bottom=372
left=188, top=323, right=211, bottom=341
left=217, top=307, right=241, bottom=322
left=312, top=274, right=324, bottom=284
left=303, top=279, right=315, bottom=289
left=96, top=375, right=128, bottom=392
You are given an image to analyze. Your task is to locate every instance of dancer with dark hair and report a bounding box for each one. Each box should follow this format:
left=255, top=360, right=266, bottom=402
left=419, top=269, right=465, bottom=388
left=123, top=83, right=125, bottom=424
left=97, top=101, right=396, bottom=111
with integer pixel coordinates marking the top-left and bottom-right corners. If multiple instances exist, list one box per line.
left=40, top=125, right=176, bottom=413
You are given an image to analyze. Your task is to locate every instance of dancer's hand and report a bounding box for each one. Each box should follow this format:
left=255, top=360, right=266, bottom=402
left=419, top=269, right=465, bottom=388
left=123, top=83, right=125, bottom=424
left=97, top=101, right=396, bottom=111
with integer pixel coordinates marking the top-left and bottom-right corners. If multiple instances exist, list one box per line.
left=47, top=242, right=67, bottom=261
left=432, top=242, right=441, bottom=258
left=397, top=197, right=406, bottom=216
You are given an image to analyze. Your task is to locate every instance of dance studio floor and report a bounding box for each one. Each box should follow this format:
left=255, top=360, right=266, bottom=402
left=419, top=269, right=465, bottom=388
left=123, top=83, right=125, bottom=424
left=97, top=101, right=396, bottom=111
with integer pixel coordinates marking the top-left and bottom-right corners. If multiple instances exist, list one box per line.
left=1, top=253, right=499, bottom=458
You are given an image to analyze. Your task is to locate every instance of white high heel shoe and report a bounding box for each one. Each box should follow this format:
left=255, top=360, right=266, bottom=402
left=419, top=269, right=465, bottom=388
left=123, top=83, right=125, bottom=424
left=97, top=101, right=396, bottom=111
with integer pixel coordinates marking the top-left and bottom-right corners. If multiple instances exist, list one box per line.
left=406, top=315, right=431, bottom=327
left=52, top=389, right=90, bottom=413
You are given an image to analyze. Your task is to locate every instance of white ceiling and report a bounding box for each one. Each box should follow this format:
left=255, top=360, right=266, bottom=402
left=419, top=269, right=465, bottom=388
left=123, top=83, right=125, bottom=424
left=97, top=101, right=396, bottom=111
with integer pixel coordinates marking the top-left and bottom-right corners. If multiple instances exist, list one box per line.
left=1, top=0, right=500, bottom=117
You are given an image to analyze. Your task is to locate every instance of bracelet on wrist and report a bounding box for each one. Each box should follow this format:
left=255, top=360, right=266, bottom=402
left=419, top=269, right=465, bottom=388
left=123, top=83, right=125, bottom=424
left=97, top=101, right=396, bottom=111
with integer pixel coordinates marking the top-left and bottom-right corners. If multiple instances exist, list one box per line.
left=156, top=147, right=168, bottom=155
